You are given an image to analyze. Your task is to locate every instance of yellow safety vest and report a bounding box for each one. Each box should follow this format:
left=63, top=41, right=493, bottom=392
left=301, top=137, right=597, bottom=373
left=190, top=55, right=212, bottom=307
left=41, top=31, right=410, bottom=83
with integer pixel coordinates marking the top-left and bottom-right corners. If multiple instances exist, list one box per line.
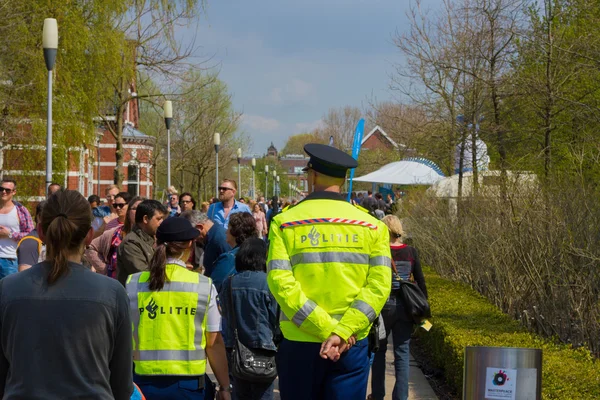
left=126, top=264, right=212, bottom=376
left=267, top=192, right=392, bottom=343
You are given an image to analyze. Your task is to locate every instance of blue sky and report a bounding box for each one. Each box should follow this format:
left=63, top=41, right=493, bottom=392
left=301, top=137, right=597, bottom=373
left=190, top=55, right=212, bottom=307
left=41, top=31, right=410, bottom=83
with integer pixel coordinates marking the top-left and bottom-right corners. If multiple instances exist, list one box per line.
left=193, top=0, right=417, bottom=155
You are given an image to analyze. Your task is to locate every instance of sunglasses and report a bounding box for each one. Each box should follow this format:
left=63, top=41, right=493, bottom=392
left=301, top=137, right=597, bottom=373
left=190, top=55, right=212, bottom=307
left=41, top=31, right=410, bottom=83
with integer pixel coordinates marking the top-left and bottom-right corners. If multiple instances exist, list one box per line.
left=218, top=187, right=234, bottom=192
left=113, top=203, right=127, bottom=209
left=0, top=187, right=13, bottom=194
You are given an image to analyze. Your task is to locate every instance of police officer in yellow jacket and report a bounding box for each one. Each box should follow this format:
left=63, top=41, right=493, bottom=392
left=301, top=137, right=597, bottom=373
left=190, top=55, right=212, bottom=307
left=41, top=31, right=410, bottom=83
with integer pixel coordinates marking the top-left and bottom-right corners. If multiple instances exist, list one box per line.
left=126, top=217, right=232, bottom=400
left=267, top=143, right=392, bottom=400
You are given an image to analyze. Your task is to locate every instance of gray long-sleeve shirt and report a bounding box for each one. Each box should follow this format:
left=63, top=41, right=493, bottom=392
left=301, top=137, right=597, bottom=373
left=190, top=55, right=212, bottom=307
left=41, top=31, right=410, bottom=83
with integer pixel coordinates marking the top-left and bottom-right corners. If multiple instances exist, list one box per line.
left=117, top=225, right=155, bottom=286
left=0, top=262, right=133, bottom=399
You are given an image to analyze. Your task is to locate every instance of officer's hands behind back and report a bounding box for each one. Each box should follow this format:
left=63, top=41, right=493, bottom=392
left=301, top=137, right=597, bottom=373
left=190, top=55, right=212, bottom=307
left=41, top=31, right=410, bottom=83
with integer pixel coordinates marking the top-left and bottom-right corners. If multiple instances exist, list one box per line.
left=319, top=334, right=357, bottom=362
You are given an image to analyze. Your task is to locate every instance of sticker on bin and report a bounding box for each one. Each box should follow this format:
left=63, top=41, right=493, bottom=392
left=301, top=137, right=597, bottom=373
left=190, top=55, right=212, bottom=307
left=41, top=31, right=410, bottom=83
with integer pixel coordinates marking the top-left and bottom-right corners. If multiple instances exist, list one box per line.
left=484, top=367, right=516, bottom=400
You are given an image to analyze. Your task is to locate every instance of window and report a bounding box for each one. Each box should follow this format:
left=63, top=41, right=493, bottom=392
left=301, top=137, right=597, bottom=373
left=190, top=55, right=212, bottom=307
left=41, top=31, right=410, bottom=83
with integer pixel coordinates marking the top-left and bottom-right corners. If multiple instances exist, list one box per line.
left=127, top=164, right=139, bottom=196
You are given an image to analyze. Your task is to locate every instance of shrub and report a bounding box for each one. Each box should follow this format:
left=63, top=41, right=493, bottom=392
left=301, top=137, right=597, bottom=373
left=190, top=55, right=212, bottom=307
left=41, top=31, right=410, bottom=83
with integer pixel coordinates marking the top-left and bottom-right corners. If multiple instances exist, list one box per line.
left=418, top=268, right=600, bottom=399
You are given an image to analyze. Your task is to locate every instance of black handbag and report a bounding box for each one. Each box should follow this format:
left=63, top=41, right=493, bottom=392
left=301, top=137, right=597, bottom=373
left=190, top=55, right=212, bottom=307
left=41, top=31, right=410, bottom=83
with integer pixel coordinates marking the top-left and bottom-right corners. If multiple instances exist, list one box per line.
left=392, top=259, right=431, bottom=323
left=399, top=280, right=431, bottom=323
left=227, top=277, right=277, bottom=383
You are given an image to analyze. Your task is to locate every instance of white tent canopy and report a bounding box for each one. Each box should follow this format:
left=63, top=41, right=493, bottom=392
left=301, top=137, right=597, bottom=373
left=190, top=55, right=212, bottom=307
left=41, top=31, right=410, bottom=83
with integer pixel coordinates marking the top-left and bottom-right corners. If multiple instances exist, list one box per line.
left=354, top=158, right=445, bottom=185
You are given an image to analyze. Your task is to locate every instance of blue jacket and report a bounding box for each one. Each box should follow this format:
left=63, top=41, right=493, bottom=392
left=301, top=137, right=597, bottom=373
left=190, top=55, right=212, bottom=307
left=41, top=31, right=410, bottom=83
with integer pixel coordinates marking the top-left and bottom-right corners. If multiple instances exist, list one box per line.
left=220, top=271, right=279, bottom=351
left=211, top=247, right=239, bottom=293
left=203, top=223, right=231, bottom=276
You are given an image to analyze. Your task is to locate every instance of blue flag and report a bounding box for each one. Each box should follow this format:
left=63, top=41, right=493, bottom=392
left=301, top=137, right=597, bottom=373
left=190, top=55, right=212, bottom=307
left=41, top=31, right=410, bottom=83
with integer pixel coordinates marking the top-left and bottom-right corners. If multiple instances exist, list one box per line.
left=347, top=119, right=365, bottom=202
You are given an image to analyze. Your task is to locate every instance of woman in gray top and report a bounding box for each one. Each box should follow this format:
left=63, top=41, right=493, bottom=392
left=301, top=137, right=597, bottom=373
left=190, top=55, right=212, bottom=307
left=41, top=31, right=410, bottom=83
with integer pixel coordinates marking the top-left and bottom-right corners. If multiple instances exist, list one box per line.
left=0, top=190, right=133, bottom=399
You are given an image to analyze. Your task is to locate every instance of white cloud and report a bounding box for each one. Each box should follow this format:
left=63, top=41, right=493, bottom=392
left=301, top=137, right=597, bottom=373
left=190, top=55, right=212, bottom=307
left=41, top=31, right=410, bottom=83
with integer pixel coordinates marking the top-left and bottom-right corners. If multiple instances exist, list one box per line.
left=294, top=119, right=323, bottom=132
left=267, top=78, right=317, bottom=105
left=241, top=114, right=281, bottom=132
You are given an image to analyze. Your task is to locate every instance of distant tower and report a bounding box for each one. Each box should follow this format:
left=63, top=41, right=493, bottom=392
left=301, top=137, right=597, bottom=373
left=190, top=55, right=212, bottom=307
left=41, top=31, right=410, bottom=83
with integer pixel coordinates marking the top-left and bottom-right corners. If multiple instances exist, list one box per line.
left=267, top=142, right=278, bottom=158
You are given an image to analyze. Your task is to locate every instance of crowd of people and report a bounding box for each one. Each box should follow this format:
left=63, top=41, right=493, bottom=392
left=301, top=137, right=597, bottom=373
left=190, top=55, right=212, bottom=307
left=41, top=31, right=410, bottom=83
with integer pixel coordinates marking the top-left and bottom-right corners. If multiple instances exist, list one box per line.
left=0, top=143, right=426, bottom=400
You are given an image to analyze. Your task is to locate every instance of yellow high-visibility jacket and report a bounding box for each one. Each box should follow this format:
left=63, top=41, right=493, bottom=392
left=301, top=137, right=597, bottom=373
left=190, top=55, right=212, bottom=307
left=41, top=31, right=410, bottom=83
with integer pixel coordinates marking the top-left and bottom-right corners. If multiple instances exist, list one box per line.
left=267, top=191, right=392, bottom=343
left=126, top=263, right=213, bottom=376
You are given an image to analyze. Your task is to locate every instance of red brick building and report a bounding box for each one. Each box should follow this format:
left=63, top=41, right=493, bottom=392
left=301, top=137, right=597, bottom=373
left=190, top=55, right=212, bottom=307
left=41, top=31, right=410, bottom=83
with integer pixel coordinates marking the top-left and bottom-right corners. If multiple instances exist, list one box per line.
left=361, top=125, right=402, bottom=150
left=0, top=88, right=154, bottom=203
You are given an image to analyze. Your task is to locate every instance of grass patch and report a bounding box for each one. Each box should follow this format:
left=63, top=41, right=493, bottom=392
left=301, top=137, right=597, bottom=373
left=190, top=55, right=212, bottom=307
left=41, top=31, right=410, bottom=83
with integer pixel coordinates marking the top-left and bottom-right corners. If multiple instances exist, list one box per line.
left=418, top=267, right=600, bottom=399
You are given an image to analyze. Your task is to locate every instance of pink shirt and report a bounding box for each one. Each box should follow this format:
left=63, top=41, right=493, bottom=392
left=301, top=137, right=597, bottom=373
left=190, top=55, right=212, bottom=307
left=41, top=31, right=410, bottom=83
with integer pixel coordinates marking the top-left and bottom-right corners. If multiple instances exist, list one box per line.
left=105, top=218, right=123, bottom=231
left=253, top=211, right=267, bottom=235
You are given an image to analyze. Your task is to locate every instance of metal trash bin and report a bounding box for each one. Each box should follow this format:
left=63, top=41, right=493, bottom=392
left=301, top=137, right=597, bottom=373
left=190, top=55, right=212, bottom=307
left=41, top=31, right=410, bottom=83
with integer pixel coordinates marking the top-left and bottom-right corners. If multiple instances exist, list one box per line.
left=463, top=346, right=542, bottom=400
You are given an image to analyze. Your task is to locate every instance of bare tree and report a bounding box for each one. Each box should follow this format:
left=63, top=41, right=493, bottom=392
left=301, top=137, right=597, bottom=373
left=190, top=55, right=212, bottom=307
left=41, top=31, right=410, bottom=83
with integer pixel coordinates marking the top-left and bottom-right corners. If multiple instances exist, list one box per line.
left=318, top=106, right=362, bottom=151
left=98, top=0, right=207, bottom=185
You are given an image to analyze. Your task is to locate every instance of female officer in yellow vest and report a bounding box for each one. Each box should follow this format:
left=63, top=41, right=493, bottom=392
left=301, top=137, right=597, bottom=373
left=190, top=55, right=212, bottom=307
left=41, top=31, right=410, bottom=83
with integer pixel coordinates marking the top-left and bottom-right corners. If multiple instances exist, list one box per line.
left=126, top=217, right=232, bottom=399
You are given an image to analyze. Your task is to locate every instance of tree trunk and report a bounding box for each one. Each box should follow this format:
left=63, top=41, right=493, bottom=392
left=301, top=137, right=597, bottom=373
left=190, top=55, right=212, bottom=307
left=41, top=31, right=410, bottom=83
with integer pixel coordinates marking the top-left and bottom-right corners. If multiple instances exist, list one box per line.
left=113, top=76, right=126, bottom=187
left=114, top=112, right=124, bottom=186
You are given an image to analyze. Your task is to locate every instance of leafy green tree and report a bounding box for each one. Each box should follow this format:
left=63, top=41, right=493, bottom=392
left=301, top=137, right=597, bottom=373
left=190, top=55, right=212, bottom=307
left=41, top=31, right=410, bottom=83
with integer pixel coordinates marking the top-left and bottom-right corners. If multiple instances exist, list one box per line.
left=281, top=132, right=325, bottom=155
left=0, top=0, right=128, bottom=195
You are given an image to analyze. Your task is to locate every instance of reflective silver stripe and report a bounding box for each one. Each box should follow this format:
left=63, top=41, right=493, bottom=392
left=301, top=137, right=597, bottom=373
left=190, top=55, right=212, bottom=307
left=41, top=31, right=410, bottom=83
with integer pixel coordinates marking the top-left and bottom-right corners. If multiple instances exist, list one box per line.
left=132, top=281, right=203, bottom=293
left=194, top=278, right=211, bottom=350
left=127, top=274, right=142, bottom=352
left=351, top=300, right=377, bottom=323
left=292, top=299, right=317, bottom=327
left=370, top=256, right=392, bottom=268
left=290, top=252, right=369, bottom=266
left=268, top=259, right=292, bottom=272
left=134, top=349, right=206, bottom=362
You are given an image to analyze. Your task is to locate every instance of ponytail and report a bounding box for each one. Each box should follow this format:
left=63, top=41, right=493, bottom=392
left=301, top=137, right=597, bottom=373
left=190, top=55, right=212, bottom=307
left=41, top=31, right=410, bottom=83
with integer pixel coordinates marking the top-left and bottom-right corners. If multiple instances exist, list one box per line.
left=148, top=240, right=192, bottom=291
left=41, top=190, right=92, bottom=284
left=148, top=244, right=167, bottom=291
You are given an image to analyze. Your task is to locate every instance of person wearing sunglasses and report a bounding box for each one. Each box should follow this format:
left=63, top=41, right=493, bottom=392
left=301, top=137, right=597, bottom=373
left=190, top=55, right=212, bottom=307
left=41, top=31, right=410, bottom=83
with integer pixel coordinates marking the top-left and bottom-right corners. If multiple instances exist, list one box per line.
left=0, top=179, right=34, bottom=279
left=85, top=197, right=145, bottom=279
left=167, top=193, right=181, bottom=218
left=207, top=179, right=251, bottom=230
left=180, top=192, right=196, bottom=212
left=105, top=192, right=133, bottom=231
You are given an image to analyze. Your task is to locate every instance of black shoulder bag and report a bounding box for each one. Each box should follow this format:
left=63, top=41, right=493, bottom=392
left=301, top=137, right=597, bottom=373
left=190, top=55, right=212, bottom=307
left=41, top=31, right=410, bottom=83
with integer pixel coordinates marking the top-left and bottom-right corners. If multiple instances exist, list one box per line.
left=227, top=277, right=277, bottom=382
left=393, top=259, right=431, bottom=323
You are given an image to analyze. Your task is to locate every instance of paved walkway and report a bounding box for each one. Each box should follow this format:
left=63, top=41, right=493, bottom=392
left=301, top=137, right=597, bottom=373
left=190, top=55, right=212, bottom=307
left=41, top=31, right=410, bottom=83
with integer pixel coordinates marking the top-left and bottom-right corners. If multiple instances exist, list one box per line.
left=366, top=345, right=438, bottom=399
left=208, top=342, right=438, bottom=399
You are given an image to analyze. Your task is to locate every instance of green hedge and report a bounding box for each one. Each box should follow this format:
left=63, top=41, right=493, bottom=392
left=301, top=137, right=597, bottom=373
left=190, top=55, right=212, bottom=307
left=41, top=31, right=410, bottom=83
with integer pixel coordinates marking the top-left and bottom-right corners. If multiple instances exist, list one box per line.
left=418, top=268, right=600, bottom=399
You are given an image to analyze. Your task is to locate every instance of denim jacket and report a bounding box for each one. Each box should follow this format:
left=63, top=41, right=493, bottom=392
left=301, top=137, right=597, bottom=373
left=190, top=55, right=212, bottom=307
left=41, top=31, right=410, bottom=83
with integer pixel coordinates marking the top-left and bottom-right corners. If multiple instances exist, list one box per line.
left=220, top=270, right=279, bottom=351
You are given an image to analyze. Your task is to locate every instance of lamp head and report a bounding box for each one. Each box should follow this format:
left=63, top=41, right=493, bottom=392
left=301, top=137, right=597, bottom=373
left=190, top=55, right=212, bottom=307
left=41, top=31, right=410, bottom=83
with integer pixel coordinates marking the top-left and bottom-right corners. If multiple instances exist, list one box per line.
left=42, top=18, right=58, bottom=71
left=163, top=101, right=173, bottom=119
left=163, top=100, right=173, bottom=129
left=213, top=132, right=221, bottom=146
left=251, top=158, right=256, bottom=167
left=43, top=18, right=58, bottom=49
left=237, top=148, right=242, bottom=159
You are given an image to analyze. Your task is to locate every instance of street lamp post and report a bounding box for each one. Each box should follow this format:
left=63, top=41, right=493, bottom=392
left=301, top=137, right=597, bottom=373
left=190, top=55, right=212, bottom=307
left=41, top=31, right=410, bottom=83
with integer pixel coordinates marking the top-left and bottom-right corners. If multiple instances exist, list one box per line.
left=163, top=101, right=173, bottom=190
left=264, top=165, right=269, bottom=198
left=251, top=158, right=256, bottom=200
left=214, top=133, right=220, bottom=198
left=276, top=175, right=280, bottom=197
left=237, top=148, right=242, bottom=198
left=43, top=18, right=58, bottom=191
left=272, top=170, right=277, bottom=198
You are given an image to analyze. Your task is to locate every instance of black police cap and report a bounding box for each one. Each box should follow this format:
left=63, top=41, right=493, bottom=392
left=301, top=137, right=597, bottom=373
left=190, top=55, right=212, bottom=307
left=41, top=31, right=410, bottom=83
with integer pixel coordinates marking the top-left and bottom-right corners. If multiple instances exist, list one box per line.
left=156, top=216, right=199, bottom=244
left=303, top=143, right=358, bottom=178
